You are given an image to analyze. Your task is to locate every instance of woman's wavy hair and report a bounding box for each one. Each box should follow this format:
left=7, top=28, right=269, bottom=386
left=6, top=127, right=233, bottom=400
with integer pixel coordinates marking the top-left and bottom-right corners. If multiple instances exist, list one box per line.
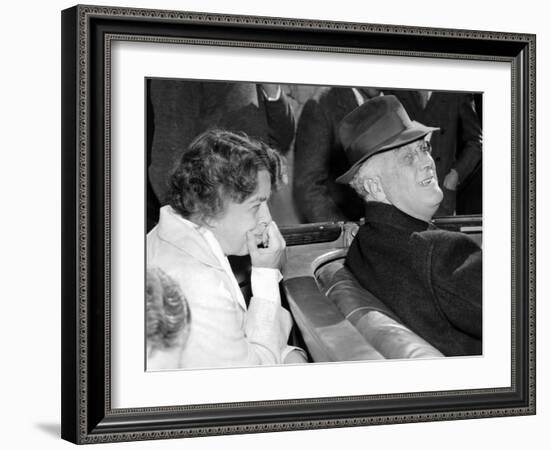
left=168, top=129, right=285, bottom=223
left=146, top=267, right=191, bottom=351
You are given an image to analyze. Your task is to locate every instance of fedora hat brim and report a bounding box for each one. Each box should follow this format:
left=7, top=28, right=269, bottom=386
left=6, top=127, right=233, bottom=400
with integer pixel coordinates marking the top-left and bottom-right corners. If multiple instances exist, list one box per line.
left=336, top=121, right=439, bottom=184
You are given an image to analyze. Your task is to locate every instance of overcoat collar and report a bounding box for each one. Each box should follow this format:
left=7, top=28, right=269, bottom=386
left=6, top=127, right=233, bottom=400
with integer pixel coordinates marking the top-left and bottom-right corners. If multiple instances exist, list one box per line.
left=364, top=202, right=437, bottom=232
left=155, top=206, right=249, bottom=311
left=156, top=205, right=223, bottom=270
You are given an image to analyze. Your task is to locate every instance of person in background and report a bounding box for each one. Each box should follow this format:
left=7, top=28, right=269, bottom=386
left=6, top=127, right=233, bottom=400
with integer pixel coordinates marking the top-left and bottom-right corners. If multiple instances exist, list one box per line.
left=147, top=129, right=307, bottom=369
left=384, top=89, right=482, bottom=216
left=293, top=86, right=380, bottom=223
left=338, top=96, right=482, bottom=356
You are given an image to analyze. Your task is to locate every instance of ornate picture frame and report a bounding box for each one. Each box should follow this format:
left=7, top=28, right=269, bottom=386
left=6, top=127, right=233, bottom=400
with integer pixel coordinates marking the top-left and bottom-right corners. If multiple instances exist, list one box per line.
left=61, top=4, right=535, bottom=444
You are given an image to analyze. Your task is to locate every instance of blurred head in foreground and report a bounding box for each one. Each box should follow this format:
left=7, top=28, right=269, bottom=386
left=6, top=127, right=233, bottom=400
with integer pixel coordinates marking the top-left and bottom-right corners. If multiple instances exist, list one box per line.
left=146, top=266, right=191, bottom=370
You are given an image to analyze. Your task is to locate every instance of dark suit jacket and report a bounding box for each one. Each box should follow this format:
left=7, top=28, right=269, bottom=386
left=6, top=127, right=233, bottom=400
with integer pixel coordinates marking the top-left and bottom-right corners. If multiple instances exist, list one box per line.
left=148, top=80, right=295, bottom=204
left=293, top=87, right=365, bottom=222
left=385, top=90, right=482, bottom=215
left=345, top=202, right=482, bottom=356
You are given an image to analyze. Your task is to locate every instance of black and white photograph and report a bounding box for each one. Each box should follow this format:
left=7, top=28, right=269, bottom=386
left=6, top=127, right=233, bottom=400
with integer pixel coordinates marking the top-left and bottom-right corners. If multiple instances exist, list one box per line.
left=3, top=0, right=548, bottom=447
left=57, top=2, right=537, bottom=445
left=145, top=78, right=483, bottom=371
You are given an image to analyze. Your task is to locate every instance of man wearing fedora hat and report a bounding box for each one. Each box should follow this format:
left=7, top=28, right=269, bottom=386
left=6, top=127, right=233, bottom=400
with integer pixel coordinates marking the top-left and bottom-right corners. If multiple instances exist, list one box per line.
left=339, top=95, right=482, bottom=356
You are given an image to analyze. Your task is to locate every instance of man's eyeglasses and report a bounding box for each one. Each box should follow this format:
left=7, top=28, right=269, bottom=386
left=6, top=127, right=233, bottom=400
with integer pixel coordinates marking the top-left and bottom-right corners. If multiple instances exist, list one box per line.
left=398, top=139, right=433, bottom=164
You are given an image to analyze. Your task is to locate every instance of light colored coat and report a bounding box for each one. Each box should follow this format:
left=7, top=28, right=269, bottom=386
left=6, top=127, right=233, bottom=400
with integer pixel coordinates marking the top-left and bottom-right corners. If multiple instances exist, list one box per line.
left=147, top=206, right=293, bottom=369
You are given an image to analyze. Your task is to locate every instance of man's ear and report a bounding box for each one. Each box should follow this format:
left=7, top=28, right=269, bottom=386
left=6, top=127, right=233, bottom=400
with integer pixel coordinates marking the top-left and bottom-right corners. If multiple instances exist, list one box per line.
left=363, top=176, right=387, bottom=202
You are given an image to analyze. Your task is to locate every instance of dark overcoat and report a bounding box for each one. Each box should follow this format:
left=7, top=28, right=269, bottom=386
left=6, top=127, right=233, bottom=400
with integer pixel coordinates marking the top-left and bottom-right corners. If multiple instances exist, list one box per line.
left=345, top=202, right=482, bottom=356
left=294, top=87, right=365, bottom=222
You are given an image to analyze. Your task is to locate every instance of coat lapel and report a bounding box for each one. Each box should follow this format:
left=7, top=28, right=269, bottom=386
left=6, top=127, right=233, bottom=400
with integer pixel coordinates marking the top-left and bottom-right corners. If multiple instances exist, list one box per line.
left=155, top=206, right=248, bottom=311
left=156, top=206, right=222, bottom=269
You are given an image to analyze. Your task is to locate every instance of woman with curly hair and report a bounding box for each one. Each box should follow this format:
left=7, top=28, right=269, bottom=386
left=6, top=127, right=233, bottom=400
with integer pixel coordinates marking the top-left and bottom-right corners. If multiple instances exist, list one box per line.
left=147, top=129, right=306, bottom=369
